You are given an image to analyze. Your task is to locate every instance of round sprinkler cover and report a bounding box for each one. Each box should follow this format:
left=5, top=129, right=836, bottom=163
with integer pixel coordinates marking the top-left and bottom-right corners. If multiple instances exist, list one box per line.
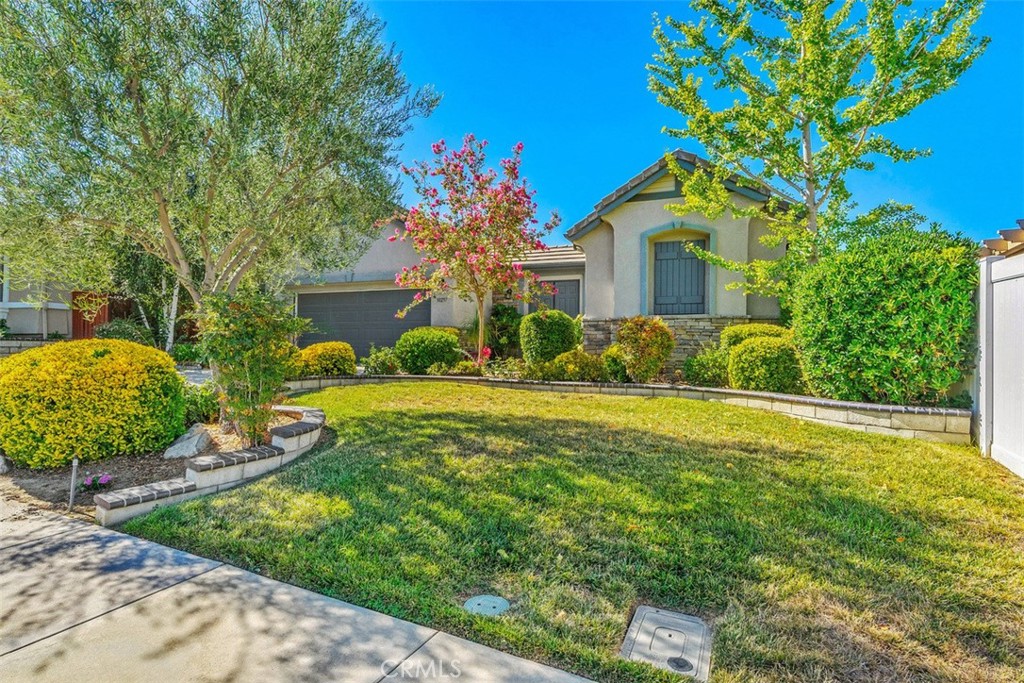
left=463, top=595, right=510, bottom=616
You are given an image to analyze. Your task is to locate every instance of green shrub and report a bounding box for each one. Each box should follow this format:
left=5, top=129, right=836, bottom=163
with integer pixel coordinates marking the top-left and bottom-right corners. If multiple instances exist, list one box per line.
left=171, top=341, right=207, bottom=366
left=0, top=339, right=185, bottom=468
left=428, top=359, right=484, bottom=377
left=395, top=327, right=462, bottom=375
left=683, top=344, right=729, bottom=388
left=727, top=336, right=804, bottom=395
left=94, top=318, right=155, bottom=346
left=484, top=357, right=527, bottom=378
left=602, top=344, right=630, bottom=383
left=791, top=228, right=978, bottom=405
left=361, top=345, right=402, bottom=375
left=720, top=323, right=790, bottom=349
left=616, top=316, right=675, bottom=383
left=551, top=347, right=607, bottom=382
left=200, top=292, right=309, bottom=446
left=521, top=360, right=559, bottom=381
left=298, top=341, right=356, bottom=376
left=474, top=303, right=522, bottom=358
left=520, top=310, right=578, bottom=363
left=183, top=381, right=219, bottom=425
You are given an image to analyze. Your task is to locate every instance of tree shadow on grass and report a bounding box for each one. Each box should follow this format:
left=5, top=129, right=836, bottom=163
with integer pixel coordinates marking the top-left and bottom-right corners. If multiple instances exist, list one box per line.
left=127, top=404, right=1024, bottom=683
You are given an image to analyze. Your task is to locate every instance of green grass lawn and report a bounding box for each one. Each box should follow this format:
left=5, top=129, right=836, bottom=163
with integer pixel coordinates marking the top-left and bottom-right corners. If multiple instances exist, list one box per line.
left=125, top=383, right=1024, bottom=682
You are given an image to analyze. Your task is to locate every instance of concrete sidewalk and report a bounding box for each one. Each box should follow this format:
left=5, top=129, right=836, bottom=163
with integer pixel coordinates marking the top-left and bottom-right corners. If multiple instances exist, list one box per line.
left=0, top=495, right=590, bottom=682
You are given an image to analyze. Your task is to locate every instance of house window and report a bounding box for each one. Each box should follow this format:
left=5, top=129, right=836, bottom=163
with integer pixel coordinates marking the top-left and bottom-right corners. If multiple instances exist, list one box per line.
left=653, top=240, right=705, bottom=315
left=529, top=279, right=580, bottom=317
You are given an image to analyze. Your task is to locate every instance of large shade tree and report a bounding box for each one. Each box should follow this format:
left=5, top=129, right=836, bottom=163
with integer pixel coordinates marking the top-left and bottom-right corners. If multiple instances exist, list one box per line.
left=648, top=0, right=987, bottom=305
left=0, top=0, right=436, bottom=307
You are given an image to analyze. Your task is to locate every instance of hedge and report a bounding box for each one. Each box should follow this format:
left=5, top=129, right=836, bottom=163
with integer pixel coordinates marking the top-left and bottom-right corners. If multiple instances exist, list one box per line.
left=0, top=340, right=185, bottom=468
left=791, top=228, right=977, bottom=405
left=720, top=323, right=789, bottom=349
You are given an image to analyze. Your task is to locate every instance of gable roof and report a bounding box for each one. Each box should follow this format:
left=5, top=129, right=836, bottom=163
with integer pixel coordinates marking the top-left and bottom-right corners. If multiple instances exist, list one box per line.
left=564, top=149, right=777, bottom=241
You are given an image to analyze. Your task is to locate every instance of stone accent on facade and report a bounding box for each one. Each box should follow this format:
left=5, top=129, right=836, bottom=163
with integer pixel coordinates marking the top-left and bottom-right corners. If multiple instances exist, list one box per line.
left=582, top=316, right=779, bottom=367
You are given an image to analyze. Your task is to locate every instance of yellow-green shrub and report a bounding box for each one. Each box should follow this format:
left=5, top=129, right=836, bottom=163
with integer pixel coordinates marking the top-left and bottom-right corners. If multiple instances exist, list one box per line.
left=298, top=341, right=356, bottom=376
left=0, top=340, right=185, bottom=468
left=720, top=323, right=790, bottom=349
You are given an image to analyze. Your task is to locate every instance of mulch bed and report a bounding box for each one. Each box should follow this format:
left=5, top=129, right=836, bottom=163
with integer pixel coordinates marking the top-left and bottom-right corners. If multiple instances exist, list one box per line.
left=1, top=415, right=298, bottom=517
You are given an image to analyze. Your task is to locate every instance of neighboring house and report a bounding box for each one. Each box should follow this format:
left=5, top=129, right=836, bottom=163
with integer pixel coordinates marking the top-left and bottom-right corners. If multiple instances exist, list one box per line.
left=0, top=259, right=72, bottom=338
left=288, top=150, right=782, bottom=363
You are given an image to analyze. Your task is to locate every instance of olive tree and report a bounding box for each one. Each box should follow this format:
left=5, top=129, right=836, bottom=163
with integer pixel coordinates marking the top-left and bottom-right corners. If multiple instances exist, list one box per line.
left=0, top=0, right=436, bottom=306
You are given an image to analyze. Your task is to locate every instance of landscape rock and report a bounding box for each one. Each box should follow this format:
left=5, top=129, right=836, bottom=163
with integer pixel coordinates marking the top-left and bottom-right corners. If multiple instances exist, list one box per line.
left=164, top=424, right=212, bottom=460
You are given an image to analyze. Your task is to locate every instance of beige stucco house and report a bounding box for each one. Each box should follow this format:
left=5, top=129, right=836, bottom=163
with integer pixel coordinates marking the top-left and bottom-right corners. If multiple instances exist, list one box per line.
left=287, top=150, right=781, bottom=361
left=0, top=261, right=72, bottom=338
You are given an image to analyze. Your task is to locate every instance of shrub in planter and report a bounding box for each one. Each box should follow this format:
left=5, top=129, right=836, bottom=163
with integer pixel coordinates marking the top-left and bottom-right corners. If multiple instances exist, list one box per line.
left=551, top=347, right=607, bottom=382
left=791, top=228, right=977, bottom=405
left=428, top=360, right=484, bottom=377
left=183, top=381, right=220, bottom=426
left=601, top=344, right=630, bottom=383
left=683, top=343, right=729, bottom=388
left=520, top=309, right=577, bottom=364
left=395, top=327, right=462, bottom=375
left=94, top=318, right=155, bottom=346
left=467, top=304, right=522, bottom=358
left=616, top=316, right=675, bottom=383
left=484, top=357, right=527, bottom=378
left=521, top=360, right=559, bottom=381
left=201, top=292, right=309, bottom=446
left=0, top=339, right=185, bottom=468
left=720, top=323, right=790, bottom=350
left=361, top=345, right=401, bottom=375
left=298, top=341, right=356, bottom=377
left=727, top=336, right=804, bottom=395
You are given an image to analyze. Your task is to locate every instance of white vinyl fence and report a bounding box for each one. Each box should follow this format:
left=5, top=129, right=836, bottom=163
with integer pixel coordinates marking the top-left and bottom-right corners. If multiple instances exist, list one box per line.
left=977, top=254, right=1024, bottom=478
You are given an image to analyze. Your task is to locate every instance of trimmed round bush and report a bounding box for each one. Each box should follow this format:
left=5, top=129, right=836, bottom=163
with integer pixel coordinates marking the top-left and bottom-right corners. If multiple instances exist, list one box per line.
left=602, top=344, right=630, bottom=383
left=551, top=347, right=607, bottom=382
left=94, top=318, right=155, bottom=346
left=616, top=316, right=675, bottom=383
left=299, top=341, right=356, bottom=376
left=0, top=339, right=185, bottom=468
left=720, top=323, right=789, bottom=350
left=791, top=229, right=978, bottom=405
left=683, top=344, right=729, bottom=388
left=520, top=310, right=578, bottom=364
left=727, top=336, right=804, bottom=395
left=395, top=327, right=462, bottom=375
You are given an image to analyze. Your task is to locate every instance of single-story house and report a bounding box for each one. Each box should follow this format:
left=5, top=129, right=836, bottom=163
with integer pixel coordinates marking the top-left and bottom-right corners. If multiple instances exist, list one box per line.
left=288, top=150, right=782, bottom=362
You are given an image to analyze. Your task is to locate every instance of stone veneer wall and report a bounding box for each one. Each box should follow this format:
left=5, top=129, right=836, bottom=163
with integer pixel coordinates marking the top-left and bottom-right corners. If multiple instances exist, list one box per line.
left=582, top=316, right=779, bottom=367
left=0, top=339, right=50, bottom=358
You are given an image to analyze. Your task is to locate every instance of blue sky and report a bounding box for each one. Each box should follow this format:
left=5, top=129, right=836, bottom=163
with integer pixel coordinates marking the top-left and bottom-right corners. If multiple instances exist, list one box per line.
left=369, top=0, right=1024, bottom=245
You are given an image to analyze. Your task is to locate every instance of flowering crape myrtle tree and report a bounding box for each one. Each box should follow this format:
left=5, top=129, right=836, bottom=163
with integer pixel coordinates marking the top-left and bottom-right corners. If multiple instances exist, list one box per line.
left=392, top=135, right=560, bottom=362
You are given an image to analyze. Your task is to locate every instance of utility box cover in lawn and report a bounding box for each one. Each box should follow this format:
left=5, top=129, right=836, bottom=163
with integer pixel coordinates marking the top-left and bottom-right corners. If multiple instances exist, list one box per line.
left=620, top=606, right=711, bottom=681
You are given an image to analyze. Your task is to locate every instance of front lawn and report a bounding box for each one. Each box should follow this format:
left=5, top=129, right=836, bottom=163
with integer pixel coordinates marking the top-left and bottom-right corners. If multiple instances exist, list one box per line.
left=125, top=383, right=1024, bottom=682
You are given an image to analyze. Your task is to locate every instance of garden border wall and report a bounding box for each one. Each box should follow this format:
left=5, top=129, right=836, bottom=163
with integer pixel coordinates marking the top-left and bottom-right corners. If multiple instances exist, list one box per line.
left=286, top=375, right=971, bottom=445
left=94, top=405, right=324, bottom=526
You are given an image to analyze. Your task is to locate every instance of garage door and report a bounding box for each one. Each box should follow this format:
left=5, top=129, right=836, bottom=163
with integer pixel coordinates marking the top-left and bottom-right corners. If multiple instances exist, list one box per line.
left=296, top=290, right=431, bottom=358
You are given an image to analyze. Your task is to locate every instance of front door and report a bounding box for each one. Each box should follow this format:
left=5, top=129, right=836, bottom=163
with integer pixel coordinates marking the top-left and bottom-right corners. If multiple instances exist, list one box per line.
left=653, top=240, right=706, bottom=315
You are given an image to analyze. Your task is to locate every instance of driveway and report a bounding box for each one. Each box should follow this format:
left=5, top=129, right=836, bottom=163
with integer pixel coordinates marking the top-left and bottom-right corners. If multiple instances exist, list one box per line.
left=0, top=494, right=589, bottom=682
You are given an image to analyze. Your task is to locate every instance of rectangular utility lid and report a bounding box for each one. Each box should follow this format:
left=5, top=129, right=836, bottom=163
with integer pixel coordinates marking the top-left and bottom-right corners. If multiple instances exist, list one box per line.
left=619, top=606, right=711, bottom=681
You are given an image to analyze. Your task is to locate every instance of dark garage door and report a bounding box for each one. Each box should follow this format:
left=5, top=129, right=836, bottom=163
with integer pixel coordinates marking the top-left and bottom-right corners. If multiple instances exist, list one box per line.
left=297, top=290, right=431, bottom=357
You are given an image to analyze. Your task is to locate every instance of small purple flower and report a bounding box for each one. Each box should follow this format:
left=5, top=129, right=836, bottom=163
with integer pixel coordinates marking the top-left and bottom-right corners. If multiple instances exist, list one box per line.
left=83, top=476, right=93, bottom=487
left=98, top=474, right=112, bottom=485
